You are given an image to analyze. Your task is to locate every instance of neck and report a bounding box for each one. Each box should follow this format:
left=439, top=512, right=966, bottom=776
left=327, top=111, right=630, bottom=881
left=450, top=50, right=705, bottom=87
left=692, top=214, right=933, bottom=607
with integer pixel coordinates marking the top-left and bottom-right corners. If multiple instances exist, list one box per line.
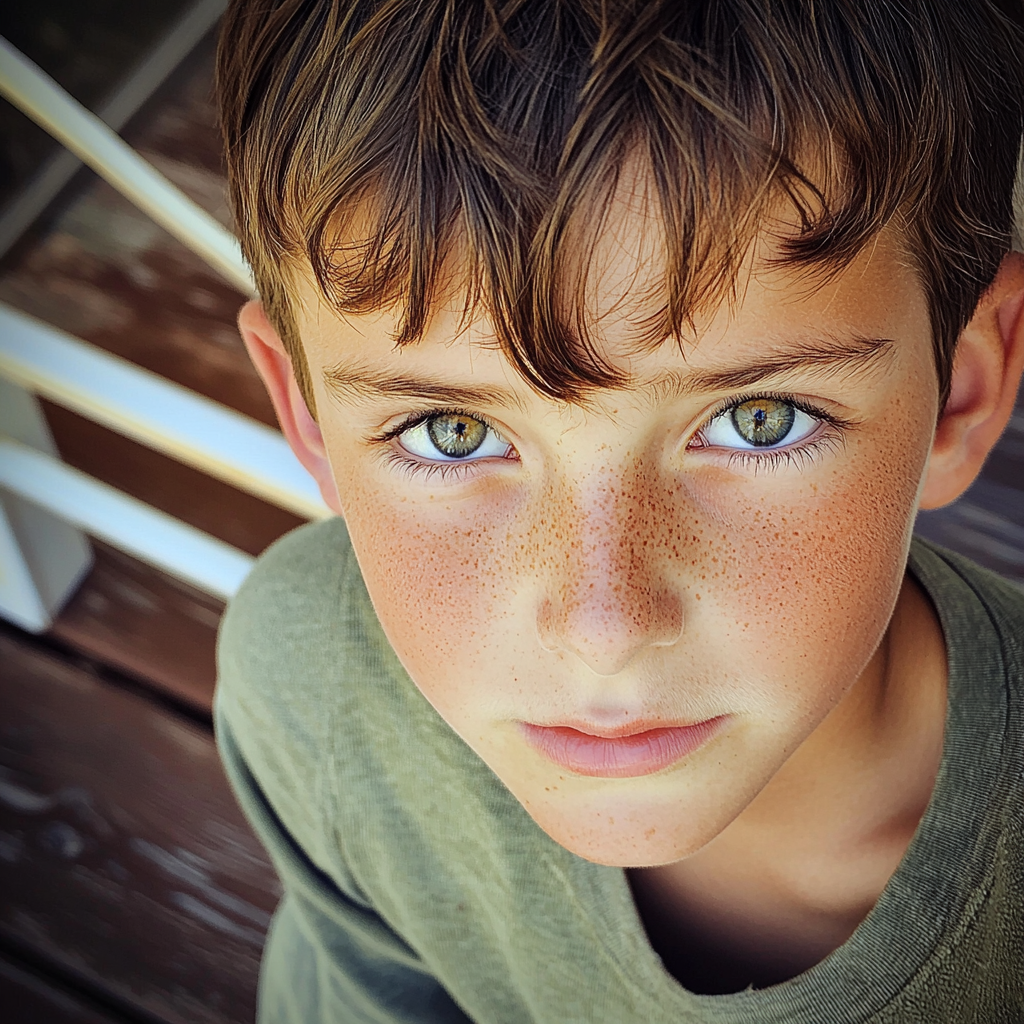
left=628, top=571, right=948, bottom=990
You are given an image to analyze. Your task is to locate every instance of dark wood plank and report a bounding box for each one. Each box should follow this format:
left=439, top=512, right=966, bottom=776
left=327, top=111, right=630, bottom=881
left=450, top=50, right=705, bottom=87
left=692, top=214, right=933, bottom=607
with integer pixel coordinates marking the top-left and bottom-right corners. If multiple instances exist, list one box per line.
left=0, top=953, right=134, bottom=1024
left=47, top=540, right=223, bottom=713
left=0, top=627, right=282, bottom=1024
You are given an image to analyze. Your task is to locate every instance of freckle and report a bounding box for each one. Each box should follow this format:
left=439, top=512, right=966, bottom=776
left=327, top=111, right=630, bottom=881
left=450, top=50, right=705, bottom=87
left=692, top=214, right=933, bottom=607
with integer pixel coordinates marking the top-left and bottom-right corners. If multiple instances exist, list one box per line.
left=645, top=828, right=656, bottom=838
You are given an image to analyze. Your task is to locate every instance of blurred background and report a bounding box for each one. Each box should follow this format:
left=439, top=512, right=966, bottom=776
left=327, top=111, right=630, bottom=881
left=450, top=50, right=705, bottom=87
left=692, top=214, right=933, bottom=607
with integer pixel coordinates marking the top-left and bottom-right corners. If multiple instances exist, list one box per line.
left=0, top=2, right=1021, bottom=1023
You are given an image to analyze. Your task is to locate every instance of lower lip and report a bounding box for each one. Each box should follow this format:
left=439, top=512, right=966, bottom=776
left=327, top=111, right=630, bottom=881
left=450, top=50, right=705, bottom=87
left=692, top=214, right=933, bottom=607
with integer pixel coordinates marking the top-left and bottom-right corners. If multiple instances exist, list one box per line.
left=518, top=717, right=726, bottom=778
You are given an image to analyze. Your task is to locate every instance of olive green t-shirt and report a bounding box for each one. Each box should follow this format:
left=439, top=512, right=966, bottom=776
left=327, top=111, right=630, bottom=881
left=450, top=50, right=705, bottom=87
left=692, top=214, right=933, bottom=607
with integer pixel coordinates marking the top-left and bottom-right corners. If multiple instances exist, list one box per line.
left=214, top=519, right=1024, bottom=1023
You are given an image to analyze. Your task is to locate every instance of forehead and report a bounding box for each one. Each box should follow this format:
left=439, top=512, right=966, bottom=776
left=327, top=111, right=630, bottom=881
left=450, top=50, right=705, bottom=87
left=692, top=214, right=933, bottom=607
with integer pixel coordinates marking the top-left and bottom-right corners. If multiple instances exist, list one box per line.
left=293, top=217, right=928, bottom=396
left=569, top=165, right=921, bottom=343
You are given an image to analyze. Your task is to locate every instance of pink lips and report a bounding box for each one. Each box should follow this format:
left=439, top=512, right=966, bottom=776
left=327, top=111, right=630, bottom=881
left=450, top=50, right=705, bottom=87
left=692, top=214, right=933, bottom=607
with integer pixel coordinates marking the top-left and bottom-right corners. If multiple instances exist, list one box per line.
left=518, top=717, right=727, bottom=778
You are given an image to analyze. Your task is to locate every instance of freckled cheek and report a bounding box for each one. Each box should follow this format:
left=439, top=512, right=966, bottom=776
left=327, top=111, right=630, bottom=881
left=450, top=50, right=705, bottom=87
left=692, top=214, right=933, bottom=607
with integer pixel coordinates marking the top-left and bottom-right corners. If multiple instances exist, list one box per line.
left=337, top=484, right=523, bottom=698
left=690, top=424, right=929, bottom=687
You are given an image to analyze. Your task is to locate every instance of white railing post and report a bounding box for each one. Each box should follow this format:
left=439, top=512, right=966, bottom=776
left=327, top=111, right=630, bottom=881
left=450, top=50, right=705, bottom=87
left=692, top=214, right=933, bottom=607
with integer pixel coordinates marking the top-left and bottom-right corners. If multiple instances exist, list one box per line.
left=0, top=377, right=93, bottom=632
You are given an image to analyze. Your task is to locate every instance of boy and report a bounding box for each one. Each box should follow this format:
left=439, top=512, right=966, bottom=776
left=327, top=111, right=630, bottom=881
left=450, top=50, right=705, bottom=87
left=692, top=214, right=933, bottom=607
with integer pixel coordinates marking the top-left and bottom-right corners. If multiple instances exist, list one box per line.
left=213, top=0, right=1024, bottom=1020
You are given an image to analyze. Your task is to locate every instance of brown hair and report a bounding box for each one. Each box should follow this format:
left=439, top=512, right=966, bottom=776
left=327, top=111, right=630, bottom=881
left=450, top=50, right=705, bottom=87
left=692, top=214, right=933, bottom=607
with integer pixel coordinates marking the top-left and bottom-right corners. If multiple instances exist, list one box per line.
left=217, top=0, right=1024, bottom=412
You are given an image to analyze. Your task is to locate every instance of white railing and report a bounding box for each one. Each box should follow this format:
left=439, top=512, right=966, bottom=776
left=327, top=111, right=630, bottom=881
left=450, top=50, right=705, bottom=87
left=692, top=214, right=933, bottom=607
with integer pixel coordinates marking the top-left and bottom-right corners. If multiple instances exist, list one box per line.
left=0, top=306, right=326, bottom=520
left=0, top=437, right=254, bottom=601
left=0, top=28, right=330, bottom=632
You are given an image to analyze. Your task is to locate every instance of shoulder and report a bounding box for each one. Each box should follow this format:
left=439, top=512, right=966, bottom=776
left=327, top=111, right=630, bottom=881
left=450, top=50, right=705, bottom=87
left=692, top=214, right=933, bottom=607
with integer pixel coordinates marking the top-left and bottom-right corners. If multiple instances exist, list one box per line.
left=217, top=516, right=389, bottom=703
left=215, top=517, right=395, bottom=871
left=909, top=537, right=1024, bottom=682
left=220, top=515, right=359, bottom=644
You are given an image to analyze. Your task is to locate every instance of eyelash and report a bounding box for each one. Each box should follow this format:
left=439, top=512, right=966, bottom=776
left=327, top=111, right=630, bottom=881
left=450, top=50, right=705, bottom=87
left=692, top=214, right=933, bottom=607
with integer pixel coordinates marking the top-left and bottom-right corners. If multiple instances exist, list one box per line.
left=723, top=434, right=844, bottom=472
left=690, top=391, right=850, bottom=472
left=371, top=393, right=851, bottom=482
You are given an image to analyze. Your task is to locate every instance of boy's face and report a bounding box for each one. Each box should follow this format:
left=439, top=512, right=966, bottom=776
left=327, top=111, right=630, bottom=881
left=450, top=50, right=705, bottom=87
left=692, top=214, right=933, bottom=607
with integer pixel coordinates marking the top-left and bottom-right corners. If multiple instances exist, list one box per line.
left=289, top=198, right=940, bottom=868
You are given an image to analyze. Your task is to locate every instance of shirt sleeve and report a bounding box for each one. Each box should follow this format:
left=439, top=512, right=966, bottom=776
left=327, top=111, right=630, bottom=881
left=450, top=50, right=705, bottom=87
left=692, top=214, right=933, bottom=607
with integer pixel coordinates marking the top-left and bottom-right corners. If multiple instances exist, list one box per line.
left=216, top=707, right=473, bottom=1024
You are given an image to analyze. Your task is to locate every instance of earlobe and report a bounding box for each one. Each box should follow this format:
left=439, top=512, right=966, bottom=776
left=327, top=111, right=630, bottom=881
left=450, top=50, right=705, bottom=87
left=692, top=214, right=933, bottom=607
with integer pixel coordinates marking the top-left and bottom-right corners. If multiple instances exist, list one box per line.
left=919, top=252, right=1024, bottom=510
left=236, top=300, right=343, bottom=516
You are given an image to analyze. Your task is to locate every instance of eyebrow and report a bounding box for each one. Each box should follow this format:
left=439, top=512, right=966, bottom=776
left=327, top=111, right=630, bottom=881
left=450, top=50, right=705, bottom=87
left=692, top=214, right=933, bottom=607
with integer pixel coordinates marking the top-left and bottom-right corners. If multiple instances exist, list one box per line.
left=323, top=363, right=525, bottom=409
left=322, top=335, right=895, bottom=409
left=645, top=335, right=896, bottom=400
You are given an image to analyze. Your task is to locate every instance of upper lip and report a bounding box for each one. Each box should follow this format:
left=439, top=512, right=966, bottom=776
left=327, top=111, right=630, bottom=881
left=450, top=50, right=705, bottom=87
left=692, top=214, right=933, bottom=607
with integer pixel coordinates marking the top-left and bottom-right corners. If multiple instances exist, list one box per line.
left=524, top=717, right=719, bottom=739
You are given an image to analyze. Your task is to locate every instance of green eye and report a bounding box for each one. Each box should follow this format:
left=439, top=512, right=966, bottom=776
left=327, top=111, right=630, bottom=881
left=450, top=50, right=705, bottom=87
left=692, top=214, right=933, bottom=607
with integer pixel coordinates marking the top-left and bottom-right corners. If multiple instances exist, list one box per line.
left=731, top=398, right=795, bottom=447
left=395, top=411, right=513, bottom=465
left=426, top=413, right=489, bottom=457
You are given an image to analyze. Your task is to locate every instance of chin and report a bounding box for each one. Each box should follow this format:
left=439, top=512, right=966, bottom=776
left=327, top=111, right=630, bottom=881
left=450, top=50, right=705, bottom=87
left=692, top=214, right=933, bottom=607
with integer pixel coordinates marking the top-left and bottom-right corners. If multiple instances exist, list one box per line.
left=551, top=828, right=704, bottom=868
left=521, top=793, right=718, bottom=868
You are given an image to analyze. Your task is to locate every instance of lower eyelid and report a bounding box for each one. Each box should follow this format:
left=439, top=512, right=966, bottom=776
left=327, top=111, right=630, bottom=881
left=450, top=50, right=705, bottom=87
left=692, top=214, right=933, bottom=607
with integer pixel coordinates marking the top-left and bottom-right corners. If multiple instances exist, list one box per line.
left=725, top=432, right=843, bottom=471
left=382, top=448, right=479, bottom=481
left=381, top=440, right=519, bottom=482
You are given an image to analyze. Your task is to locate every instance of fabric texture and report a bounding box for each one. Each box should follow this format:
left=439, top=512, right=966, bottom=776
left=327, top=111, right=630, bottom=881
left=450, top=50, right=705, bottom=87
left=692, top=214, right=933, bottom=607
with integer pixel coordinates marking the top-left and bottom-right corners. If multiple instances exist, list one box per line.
left=215, top=518, right=1024, bottom=1023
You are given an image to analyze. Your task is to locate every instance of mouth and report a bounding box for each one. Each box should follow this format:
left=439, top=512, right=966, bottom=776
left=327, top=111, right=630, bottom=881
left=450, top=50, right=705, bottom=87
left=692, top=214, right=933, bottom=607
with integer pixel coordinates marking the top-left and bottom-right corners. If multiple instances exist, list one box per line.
left=517, top=716, right=728, bottom=779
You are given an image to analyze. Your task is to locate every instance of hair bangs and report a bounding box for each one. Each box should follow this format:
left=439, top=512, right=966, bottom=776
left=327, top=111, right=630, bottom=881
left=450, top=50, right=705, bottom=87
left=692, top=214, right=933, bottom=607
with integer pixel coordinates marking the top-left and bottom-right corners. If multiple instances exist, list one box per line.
left=219, top=0, right=1024, bottom=410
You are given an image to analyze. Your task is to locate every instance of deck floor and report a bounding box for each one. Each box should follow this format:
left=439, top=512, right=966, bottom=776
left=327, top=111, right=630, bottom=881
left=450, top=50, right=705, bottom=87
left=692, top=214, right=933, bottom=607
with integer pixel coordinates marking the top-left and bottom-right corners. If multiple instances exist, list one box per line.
left=1, top=25, right=1022, bottom=1024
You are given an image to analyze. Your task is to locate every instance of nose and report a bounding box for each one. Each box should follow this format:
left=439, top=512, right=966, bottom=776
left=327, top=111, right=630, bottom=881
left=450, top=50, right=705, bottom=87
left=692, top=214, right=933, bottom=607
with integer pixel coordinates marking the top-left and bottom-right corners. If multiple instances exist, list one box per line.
left=537, top=469, right=683, bottom=676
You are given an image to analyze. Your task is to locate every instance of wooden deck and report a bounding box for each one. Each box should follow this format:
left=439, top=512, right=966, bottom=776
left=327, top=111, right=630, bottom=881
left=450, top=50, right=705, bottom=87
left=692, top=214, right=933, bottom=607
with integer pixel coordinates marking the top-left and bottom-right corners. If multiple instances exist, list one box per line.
left=0, top=23, right=1022, bottom=1024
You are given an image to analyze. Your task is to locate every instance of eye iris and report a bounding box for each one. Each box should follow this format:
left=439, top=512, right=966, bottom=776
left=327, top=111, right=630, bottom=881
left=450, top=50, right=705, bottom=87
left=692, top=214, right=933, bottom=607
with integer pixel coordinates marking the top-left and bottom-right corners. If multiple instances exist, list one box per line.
left=731, top=399, right=795, bottom=446
left=427, top=413, right=488, bottom=457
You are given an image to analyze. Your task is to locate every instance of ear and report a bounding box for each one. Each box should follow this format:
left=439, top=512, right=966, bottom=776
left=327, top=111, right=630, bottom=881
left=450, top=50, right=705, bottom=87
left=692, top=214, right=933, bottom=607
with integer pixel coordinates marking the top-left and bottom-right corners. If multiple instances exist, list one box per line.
left=919, top=251, right=1024, bottom=510
left=237, top=300, right=343, bottom=516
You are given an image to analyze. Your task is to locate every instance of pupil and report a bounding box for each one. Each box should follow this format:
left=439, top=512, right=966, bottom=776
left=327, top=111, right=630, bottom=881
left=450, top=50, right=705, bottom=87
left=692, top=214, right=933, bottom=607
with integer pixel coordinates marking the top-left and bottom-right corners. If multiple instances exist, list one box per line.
left=731, top=399, right=795, bottom=447
left=427, top=413, right=487, bottom=457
